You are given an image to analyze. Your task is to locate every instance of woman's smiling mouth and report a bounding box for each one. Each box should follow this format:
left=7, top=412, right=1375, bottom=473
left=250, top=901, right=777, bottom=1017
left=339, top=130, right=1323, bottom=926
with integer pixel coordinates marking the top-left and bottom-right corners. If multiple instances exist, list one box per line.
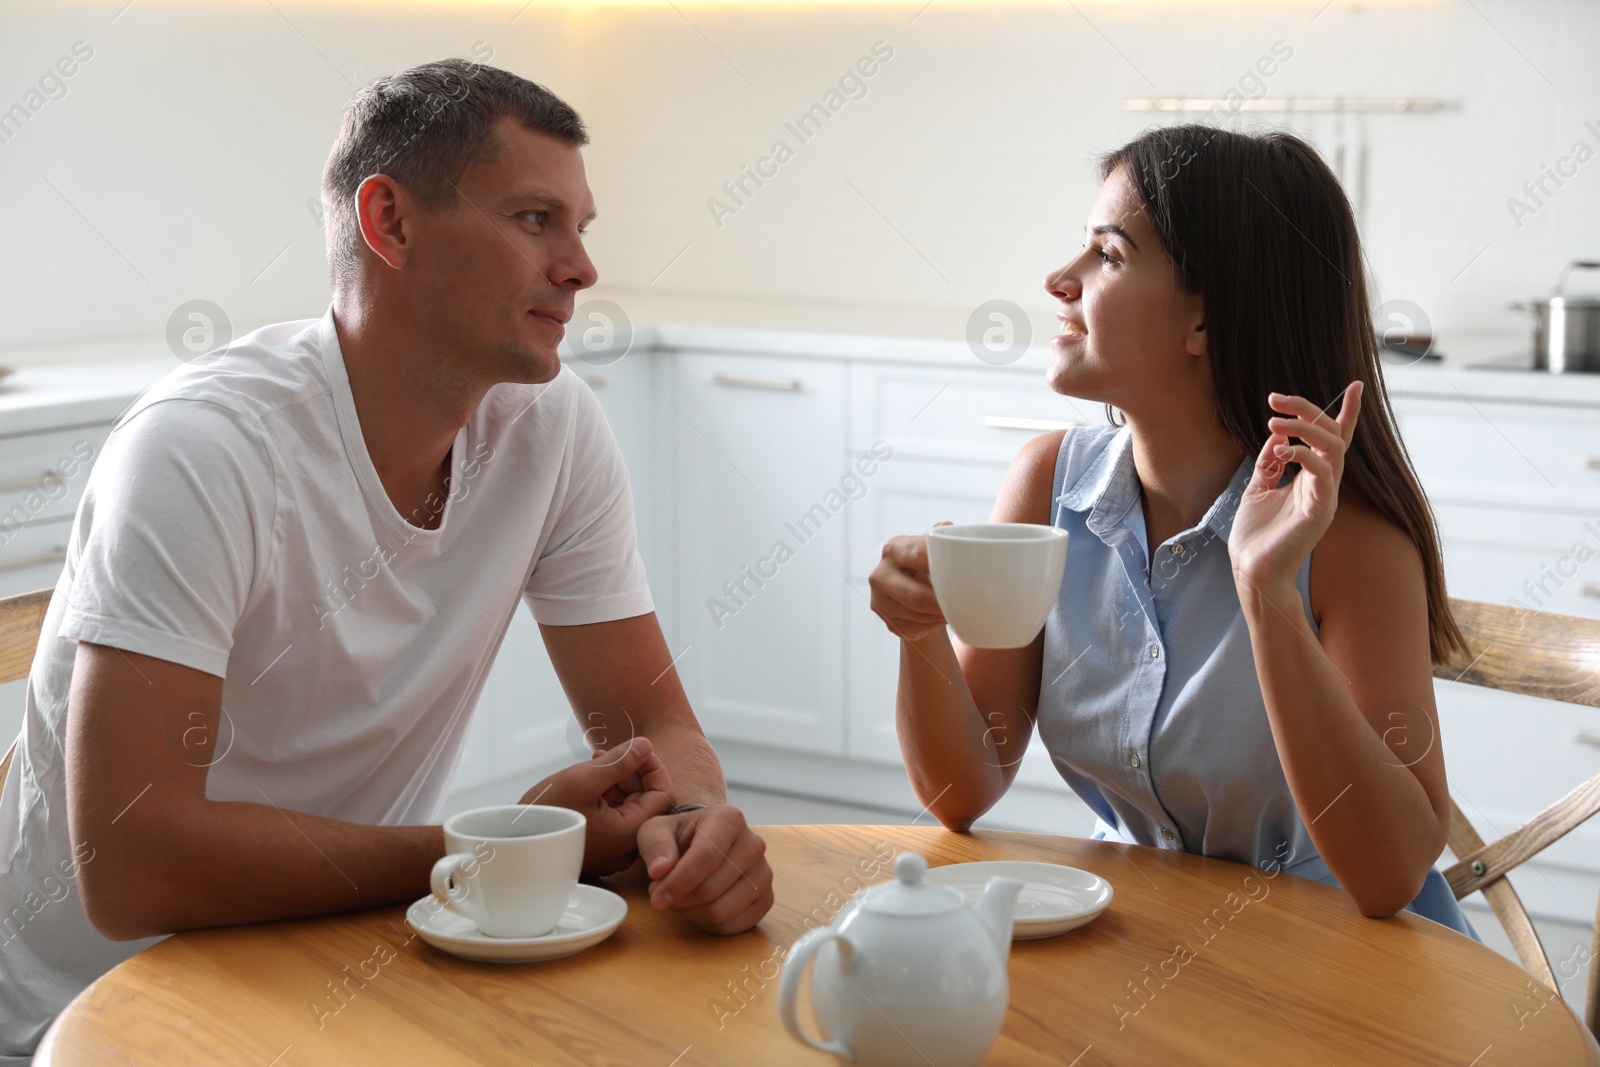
left=1055, top=318, right=1087, bottom=341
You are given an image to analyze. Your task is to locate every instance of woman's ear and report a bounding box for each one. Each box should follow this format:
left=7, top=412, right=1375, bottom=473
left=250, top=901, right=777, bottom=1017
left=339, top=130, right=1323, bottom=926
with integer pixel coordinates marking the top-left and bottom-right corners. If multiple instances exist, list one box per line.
left=1185, top=312, right=1208, bottom=358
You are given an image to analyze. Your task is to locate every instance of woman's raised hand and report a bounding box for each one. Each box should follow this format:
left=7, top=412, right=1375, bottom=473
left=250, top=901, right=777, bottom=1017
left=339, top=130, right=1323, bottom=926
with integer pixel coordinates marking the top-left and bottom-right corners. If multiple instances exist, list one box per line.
left=1230, top=381, right=1364, bottom=591
left=868, top=525, right=950, bottom=643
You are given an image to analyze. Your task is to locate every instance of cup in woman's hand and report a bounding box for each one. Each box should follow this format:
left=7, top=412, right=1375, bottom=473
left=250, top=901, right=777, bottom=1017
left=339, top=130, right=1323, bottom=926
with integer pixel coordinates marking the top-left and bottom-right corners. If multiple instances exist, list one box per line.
left=925, top=523, right=1068, bottom=648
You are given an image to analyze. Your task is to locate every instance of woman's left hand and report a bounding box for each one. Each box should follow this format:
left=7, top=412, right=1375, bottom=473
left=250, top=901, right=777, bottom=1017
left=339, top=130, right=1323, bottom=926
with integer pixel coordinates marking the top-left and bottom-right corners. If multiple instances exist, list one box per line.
left=1229, top=381, right=1364, bottom=590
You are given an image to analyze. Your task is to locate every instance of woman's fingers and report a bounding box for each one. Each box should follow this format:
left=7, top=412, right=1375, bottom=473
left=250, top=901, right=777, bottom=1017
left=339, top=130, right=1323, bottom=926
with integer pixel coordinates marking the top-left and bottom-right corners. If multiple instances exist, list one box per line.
left=1267, top=391, right=1331, bottom=425
left=1248, top=431, right=1291, bottom=489
left=871, top=536, right=944, bottom=616
left=882, top=534, right=930, bottom=572
left=1269, top=381, right=1364, bottom=445
left=1267, top=415, right=1343, bottom=456
left=868, top=532, right=951, bottom=642
left=873, top=571, right=942, bottom=616
left=1272, top=441, right=1334, bottom=481
left=1335, top=380, right=1364, bottom=442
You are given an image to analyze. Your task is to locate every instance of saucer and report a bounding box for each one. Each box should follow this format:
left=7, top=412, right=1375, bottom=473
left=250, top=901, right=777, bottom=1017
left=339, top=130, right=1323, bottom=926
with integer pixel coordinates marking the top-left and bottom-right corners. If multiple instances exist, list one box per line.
left=925, top=861, right=1113, bottom=940
left=405, top=884, right=627, bottom=963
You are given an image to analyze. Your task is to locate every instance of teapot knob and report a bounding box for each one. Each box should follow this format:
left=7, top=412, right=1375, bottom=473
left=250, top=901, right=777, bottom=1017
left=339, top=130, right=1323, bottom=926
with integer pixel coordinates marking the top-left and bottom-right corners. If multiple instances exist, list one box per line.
left=894, top=852, right=927, bottom=885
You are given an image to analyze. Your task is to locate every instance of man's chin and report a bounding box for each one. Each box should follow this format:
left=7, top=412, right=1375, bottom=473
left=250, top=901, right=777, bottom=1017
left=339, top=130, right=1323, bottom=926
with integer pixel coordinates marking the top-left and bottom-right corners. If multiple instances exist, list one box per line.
left=505, top=344, right=564, bottom=385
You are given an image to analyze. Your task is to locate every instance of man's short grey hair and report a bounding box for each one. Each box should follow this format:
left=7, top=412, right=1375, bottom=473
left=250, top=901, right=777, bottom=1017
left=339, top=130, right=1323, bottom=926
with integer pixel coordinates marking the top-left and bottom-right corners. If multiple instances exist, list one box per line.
left=320, top=58, right=588, bottom=288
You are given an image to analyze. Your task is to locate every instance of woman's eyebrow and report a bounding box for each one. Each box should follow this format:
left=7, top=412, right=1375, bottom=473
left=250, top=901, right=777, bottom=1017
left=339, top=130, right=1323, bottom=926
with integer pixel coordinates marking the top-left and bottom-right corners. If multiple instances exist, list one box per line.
left=1089, top=223, right=1140, bottom=252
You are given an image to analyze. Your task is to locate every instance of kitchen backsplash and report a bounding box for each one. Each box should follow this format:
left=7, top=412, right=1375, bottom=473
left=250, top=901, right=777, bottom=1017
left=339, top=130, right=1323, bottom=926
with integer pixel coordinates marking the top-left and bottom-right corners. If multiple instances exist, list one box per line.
left=0, top=0, right=1594, bottom=358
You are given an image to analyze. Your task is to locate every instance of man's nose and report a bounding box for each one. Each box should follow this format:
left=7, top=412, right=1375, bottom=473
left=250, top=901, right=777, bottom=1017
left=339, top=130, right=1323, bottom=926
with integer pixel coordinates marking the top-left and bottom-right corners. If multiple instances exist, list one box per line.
left=552, top=236, right=599, bottom=291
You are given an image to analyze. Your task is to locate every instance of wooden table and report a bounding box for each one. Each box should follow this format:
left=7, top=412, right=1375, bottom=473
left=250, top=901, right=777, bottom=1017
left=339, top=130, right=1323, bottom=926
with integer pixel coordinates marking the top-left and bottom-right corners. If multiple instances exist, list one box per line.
left=37, top=825, right=1600, bottom=1065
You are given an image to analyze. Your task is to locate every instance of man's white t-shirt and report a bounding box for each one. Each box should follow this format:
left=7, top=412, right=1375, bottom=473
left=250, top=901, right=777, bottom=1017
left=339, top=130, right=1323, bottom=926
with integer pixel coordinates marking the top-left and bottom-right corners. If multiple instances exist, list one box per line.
left=0, top=309, right=654, bottom=1057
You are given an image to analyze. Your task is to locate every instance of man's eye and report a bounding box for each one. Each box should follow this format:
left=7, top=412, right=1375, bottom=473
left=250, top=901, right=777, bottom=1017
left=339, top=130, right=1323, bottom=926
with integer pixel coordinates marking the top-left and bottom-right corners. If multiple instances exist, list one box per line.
left=521, top=210, right=547, bottom=225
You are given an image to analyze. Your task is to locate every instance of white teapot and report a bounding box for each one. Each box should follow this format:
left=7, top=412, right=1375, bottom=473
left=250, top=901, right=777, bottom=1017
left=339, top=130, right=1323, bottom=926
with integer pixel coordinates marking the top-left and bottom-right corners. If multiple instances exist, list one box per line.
left=777, top=852, right=1022, bottom=1067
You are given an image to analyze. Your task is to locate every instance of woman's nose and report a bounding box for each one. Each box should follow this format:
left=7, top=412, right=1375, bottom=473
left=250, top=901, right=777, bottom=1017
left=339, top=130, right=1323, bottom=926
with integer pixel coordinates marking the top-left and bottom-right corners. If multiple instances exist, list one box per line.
left=1043, top=265, right=1082, bottom=302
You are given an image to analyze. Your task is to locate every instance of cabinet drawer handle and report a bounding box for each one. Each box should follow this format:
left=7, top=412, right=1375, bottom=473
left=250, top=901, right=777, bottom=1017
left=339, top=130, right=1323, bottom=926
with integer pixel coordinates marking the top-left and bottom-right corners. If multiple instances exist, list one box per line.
left=1578, top=730, right=1600, bottom=748
left=1584, top=584, right=1600, bottom=599
left=0, top=473, right=57, bottom=495
left=0, top=548, right=66, bottom=574
left=712, top=373, right=801, bottom=392
left=1587, top=457, right=1600, bottom=471
left=983, top=415, right=1079, bottom=432
left=579, top=374, right=607, bottom=389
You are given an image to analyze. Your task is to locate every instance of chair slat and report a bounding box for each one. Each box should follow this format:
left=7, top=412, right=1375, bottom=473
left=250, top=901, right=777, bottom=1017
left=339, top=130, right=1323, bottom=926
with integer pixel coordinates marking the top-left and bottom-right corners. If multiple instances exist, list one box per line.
left=1435, top=600, right=1600, bottom=1038
left=0, top=589, right=51, bottom=686
left=1481, top=877, right=1559, bottom=992
left=1433, top=599, right=1600, bottom=707
left=1444, top=774, right=1600, bottom=897
left=1447, top=796, right=1559, bottom=988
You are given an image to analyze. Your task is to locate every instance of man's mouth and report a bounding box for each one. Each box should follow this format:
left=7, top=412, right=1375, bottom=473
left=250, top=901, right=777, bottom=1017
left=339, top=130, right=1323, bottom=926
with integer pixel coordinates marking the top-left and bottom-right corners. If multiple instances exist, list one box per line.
left=530, top=309, right=570, bottom=330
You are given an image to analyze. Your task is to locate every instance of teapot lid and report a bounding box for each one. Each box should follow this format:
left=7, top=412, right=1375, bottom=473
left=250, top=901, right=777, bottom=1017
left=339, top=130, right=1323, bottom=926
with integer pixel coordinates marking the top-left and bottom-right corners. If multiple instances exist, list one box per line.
left=861, top=852, right=963, bottom=916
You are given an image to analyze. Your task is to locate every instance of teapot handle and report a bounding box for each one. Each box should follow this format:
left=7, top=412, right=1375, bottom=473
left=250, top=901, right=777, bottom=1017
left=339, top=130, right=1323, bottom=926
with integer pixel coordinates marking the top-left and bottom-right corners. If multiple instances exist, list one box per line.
left=777, top=928, right=854, bottom=1059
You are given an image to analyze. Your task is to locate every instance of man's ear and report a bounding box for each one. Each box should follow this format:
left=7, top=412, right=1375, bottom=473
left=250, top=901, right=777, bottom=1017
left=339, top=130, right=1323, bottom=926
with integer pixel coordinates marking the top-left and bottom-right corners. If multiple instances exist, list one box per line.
left=354, top=174, right=410, bottom=271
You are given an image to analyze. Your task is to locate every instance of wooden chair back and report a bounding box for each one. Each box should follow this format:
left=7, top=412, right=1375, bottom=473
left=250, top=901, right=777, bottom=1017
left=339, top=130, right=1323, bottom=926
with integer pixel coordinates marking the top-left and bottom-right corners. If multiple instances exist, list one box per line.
left=0, top=588, right=51, bottom=788
left=1433, top=598, right=1600, bottom=1040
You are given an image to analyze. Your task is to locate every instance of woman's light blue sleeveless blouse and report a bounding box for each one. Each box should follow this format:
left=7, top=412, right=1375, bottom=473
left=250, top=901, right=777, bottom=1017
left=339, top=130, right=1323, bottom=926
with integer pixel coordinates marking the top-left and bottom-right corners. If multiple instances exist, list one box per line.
left=1035, top=425, right=1475, bottom=937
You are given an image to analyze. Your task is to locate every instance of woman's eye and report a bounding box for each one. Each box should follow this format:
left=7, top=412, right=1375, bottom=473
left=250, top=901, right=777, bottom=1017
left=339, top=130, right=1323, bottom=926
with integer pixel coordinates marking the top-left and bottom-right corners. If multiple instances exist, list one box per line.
left=1095, top=247, right=1116, bottom=264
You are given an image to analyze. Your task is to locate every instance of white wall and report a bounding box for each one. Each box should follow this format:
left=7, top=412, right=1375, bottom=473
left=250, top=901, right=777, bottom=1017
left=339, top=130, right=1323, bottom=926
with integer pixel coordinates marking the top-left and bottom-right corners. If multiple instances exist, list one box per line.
left=1, top=0, right=1596, bottom=363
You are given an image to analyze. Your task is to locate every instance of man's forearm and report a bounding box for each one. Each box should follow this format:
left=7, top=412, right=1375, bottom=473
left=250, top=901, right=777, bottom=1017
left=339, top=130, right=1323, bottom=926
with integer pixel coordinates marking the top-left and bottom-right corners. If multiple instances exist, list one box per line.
left=83, top=801, right=444, bottom=941
left=641, top=721, right=727, bottom=807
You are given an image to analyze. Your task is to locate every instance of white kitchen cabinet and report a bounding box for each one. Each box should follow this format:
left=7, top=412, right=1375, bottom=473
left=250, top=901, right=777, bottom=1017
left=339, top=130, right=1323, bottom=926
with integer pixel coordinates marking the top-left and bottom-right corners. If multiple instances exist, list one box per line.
left=1433, top=502, right=1600, bottom=620
left=845, top=578, right=1078, bottom=792
left=667, top=351, right=848, bottom=755
left=849, top=361, right=1092, bottom=466
left=847, top=456, right=1009, bottom=582
left=845, top=458, right=1002, bottom=764
left=1395, top=393, right=1600, bottom=511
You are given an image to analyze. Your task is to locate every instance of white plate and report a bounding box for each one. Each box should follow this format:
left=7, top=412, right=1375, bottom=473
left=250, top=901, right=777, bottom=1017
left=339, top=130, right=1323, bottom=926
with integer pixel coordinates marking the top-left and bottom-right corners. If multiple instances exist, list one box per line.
left=405, top=884, right=627, bottom=963
left=925, top=861, right=1113, bottom=940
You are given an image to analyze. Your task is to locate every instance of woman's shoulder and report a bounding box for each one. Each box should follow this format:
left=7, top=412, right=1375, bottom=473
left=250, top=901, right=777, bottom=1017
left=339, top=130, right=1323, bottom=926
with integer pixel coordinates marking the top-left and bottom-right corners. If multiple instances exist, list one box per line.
left=1320, top=487, right=1420, bottom=566
left=997, top=424, right=1118, bottom=525
left=1310, top=486, right=1426, bottom=620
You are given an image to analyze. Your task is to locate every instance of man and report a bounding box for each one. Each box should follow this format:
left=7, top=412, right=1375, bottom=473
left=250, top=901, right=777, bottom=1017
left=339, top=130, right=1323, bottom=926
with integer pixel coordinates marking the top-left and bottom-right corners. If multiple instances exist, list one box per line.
left=0, top=59, right=773, bottom=1059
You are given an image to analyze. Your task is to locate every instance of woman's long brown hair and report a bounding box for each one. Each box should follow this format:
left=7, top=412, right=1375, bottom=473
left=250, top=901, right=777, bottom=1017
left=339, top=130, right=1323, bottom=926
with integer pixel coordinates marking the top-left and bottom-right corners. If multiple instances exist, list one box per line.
left=1101, top=125, right=1465, bottom=663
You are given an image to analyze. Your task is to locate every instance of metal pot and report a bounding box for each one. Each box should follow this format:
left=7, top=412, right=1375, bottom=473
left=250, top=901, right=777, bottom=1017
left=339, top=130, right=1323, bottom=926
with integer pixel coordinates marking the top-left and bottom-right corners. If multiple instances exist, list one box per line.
left=1512, top=260, right=1600, bottom=373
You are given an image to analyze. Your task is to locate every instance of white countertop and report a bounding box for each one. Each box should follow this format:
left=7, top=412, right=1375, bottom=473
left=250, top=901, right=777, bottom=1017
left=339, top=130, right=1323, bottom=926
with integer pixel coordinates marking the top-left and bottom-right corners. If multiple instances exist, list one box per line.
left=0, top=290, right=1596, bottom=430
left=0, top=354, right=173, bottom=437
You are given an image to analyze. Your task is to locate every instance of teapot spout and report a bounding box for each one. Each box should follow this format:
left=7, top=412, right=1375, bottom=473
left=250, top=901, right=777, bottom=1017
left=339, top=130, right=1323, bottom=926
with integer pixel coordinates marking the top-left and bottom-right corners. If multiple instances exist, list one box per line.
left=976, top=876, right=1023, bottom=957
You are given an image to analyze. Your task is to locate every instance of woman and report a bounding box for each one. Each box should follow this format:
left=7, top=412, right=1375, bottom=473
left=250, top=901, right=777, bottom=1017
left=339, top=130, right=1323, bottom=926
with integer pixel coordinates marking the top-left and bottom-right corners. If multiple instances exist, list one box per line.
left=869, top=125, right=1473, bottom=933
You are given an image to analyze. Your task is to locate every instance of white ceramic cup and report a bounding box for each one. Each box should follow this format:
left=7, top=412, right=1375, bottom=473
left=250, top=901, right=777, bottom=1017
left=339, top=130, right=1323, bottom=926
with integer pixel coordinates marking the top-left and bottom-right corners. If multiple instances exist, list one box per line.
left=429, top=805, right=585, bottom=938
left=925, top=523, right=1069, bottom=649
